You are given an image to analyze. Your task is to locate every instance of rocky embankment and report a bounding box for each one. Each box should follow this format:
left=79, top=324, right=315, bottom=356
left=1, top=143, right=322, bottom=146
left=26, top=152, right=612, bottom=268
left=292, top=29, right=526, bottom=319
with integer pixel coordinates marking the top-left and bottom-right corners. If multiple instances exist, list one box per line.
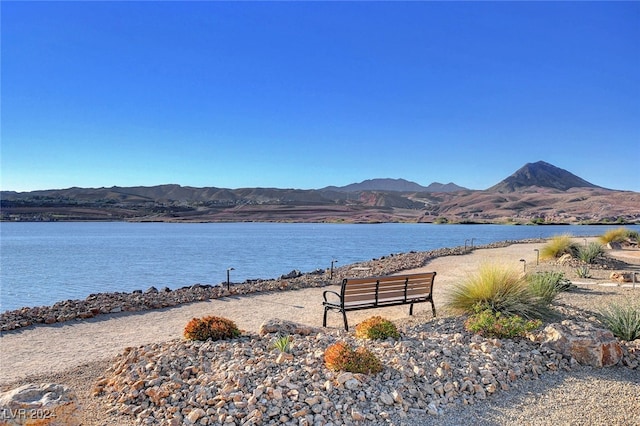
left=1, top=241, right=542, bottom=332
left=94, top=313, right=640, bottom=426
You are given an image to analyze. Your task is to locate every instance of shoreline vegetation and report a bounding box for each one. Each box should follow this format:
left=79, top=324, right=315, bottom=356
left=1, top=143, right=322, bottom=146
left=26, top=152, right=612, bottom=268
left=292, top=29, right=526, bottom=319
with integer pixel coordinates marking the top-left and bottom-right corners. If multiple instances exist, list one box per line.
left=0, top=239, right=544, bottom=332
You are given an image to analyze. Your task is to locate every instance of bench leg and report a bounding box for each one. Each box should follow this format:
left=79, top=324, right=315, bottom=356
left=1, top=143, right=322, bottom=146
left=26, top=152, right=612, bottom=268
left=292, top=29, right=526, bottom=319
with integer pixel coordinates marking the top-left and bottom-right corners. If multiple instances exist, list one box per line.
left=323, top=307, right=328, bottom=327
left=409, top=303, right=414, bottom=316
left=431, top=300, right=436, bottom=317
left=342, top=312, right=349, bottom=331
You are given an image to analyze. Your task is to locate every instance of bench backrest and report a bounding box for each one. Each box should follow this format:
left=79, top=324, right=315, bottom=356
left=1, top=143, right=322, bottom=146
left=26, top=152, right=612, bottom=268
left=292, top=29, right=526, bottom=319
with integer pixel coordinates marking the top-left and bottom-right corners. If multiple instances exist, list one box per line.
left=341, top=272, right=436, bottom=306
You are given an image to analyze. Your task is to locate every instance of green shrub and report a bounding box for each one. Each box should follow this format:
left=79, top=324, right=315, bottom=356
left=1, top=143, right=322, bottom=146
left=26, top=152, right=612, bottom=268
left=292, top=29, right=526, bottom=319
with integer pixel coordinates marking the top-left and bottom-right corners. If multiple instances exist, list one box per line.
left=527, top=273, right=562, bottom=305
left=540, top=234, right=579, bottom=260
left=355, top=316, right=400, bottom=340
left=446, top=263, right=547, bottom=319
left=599, top=227, right=640, bottom=245
left=324, top=341, right=383, bottom=374
left=598, top=304, right=640, bottom=341
left=184, top=316, right=241, bottom=341
left=575, top=266, right=591, bottom=279
left=465, top=305, right=543, bottom=339
left=271, top=335, right=293, bottom=353
left=527, top=271, right=574, bottom=302
left=577, top=242, right=604, bottom=264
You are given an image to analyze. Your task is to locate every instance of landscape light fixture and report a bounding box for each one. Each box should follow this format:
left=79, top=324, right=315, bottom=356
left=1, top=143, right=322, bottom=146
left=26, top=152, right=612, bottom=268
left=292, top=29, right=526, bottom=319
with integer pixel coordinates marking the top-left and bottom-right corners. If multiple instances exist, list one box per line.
left=465, top=238, right=476, bottom=253
left=519, top=259, right=526, bottom=272
left=534, top=249, right=540, bottom=265
left=330, top=259, right=338, bottom=280
left=227, top=267, right=235, bottom=291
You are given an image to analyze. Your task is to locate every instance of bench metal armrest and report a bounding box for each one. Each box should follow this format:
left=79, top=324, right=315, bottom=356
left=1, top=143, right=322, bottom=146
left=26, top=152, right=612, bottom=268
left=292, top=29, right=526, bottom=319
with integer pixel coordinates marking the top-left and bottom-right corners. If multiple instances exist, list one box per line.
left=323, top=290, right=341, bottom=304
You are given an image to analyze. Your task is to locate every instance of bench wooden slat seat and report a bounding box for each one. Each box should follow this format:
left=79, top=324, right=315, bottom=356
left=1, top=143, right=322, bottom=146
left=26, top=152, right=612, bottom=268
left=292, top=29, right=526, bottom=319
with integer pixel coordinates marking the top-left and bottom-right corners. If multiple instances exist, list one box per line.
left=322, top=272, right=436, bottom=331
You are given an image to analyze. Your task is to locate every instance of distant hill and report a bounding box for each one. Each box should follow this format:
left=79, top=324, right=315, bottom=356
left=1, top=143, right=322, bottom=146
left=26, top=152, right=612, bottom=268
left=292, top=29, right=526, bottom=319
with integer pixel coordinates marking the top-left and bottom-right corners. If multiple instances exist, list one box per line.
left=2, top=161, right=638, bottom=224
left=323, top=178, right=466, bottom=193
left=488, top=161, right=602, bottom=192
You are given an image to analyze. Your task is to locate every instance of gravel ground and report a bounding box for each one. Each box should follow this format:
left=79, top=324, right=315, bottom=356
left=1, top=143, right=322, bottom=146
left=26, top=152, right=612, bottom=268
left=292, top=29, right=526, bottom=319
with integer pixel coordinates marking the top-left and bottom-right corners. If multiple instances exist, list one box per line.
left=402, top=365, right=640, bottom=426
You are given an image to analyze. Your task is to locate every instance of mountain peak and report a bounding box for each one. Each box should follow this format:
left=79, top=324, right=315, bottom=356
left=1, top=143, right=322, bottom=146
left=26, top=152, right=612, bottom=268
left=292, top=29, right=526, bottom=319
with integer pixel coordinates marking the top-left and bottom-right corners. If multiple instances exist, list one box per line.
left=488, top=161, right=601, bottom=192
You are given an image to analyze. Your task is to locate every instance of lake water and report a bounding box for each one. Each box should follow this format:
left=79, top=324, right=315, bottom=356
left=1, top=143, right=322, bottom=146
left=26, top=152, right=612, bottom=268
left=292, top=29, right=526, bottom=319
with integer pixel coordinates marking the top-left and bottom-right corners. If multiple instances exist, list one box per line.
left=1, top=222, right=637, bottom=313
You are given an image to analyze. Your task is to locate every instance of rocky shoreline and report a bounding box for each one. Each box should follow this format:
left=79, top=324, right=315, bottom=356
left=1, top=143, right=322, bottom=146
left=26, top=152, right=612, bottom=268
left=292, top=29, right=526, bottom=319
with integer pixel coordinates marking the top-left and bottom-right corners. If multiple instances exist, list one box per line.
left=0, top=240, right=543, bottom=332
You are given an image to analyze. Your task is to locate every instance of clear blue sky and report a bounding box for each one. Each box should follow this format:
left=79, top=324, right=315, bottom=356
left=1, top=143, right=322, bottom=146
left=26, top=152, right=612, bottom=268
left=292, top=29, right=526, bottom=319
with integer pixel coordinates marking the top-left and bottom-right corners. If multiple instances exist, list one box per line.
left=2, top=1, right=639, bottom=192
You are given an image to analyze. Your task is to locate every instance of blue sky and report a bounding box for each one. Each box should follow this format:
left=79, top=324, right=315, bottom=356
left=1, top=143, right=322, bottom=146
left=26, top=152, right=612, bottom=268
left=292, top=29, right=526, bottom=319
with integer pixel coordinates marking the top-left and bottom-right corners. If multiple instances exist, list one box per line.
left=2, top=1, right=639, bottom=192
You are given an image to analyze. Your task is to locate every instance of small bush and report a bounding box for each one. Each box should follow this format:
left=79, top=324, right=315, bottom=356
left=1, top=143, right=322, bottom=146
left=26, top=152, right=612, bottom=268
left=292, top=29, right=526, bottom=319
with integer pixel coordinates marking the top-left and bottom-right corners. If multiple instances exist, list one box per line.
left=465, top=305, right=543, bottom=339
left=527, top=273, right=562, bottom=305
left=599, top=227, right=640, bottom=245
left=540, top=234, right=579, bottom=260
left=271, top=335, right=293, bottom=353
left=324, top=341, right=383, bottom=374
left=324, top=341, right=352, bottom=371
left=355, top=316, right=400, bottom=340
left=575, top=266, right=591, bottom=278
left=527, top=271, right=574, bottom=303
left=577, top=242, right=604, bottom=264
left=446, top=263, right=546, bottom=319
left=184, top=316, right=241, bottom=341
left=598, top=304, right=640, bottom=341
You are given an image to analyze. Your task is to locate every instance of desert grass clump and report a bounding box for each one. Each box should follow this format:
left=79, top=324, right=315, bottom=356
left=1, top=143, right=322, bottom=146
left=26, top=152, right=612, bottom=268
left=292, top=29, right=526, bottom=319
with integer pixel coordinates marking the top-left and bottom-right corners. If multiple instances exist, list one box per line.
left=446, top=263, right=546, bottom=319
left=527, top=273, right=562, bottom=305
left=540, top=234, right=579, bottom=260
left=184, top=315, right=241, bottom=341
left=599, top=227, right=640, bottom=245
left=577, top=242, right=604, bottom=264
left=575, top=266, right=591, bottom=278
left=271, top=335, right=293, bottom=353
left=465, top=304, right=543, bottom=339
left=324, top=341, right=383, bottom=374
left=598, top=303, right=640, bottom=341
left=527, top=271, right=573, bottom=303
left=355, top=316, right=400, bottom=340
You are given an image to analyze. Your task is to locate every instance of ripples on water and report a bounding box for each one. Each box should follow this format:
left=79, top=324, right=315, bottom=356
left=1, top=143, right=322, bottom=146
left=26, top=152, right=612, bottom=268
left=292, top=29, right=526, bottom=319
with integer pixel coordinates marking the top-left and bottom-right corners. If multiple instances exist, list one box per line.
left=1, top=222, right=637, bottom=312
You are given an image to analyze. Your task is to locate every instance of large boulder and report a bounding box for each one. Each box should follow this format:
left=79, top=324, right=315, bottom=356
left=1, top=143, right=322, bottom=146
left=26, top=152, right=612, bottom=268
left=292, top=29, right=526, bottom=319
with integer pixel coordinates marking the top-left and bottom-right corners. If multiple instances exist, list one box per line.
left=542, top=320, right=623, bottom=367
left=610, top=272, right=634, bottom=283
left=259, top=318, right=316, bottom=336
left=0, top=383, right=80, bottom=426
left=557, top=253, right=573, bottom=265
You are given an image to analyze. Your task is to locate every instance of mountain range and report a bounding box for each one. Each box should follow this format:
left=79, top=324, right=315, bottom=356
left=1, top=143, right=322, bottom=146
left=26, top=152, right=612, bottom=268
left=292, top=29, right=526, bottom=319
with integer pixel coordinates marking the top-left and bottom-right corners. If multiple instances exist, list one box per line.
left=2, top=161, right=639, bottom=224
left=323, top=179, right=466, bottom=193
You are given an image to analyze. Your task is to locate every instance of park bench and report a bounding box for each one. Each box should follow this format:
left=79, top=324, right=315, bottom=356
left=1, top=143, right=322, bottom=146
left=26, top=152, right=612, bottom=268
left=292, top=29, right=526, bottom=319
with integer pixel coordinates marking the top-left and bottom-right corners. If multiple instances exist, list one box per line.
left=322, top=272, right=437, bottom=331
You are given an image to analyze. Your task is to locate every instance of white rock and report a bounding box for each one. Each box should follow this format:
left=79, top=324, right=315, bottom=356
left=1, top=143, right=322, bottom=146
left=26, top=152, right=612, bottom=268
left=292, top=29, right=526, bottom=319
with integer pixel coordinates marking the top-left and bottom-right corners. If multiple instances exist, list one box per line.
left=379, top=392, right=394, bottom=405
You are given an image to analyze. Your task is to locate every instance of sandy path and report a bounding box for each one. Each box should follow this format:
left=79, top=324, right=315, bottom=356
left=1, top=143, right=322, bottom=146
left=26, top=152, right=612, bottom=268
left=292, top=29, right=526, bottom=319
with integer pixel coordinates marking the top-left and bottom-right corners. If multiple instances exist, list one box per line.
left=0, top=242, right=550, bottom=384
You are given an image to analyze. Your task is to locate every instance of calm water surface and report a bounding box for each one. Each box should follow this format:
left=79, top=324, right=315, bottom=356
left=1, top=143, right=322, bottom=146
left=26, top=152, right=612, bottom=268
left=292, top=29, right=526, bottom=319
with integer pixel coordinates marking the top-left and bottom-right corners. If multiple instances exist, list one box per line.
left=1, top=222, right=637, bottom=312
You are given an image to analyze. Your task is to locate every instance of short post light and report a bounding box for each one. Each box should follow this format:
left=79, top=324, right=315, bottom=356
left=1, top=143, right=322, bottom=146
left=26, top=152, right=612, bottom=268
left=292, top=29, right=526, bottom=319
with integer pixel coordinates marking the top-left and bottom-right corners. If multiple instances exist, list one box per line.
left=534, top=249, right=540, bottom=265
left=227, top=267, right=235, bottom=291
left=519, top=259, right=526, bottom=273
left=330, top=259, right=338, bottom=280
